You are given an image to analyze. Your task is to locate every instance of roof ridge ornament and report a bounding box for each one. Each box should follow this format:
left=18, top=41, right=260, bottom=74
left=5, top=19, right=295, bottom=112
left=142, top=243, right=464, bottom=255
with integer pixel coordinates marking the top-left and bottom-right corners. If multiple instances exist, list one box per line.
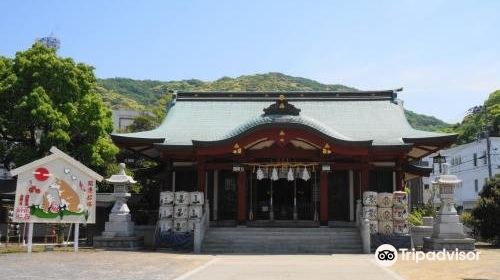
left=263, top=94, right=301, bottom=116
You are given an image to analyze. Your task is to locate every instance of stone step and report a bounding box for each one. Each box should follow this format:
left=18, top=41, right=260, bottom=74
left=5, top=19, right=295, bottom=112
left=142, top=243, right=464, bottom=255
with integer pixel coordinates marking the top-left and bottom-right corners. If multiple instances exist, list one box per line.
left=207, top=227, right=359, bottom=232
left=203, top=237, right=362, bottom=243
left=205, top=233, right=359, bottom=240
left=201, top=247, right=363, bottom=254
left=203, top=243, right=362, bottom=250
left=201, top=226, right=363, bottom=254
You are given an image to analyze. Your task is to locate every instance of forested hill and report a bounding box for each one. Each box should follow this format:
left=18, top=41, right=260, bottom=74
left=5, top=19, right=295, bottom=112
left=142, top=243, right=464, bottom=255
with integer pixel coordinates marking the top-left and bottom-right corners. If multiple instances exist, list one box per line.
left=96, top=72, right=451, bottom=132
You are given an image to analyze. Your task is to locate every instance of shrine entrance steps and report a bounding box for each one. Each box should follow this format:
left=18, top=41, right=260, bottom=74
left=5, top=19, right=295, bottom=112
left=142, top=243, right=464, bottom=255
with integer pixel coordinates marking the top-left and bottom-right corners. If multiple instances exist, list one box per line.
left=201, top=226, right=363, bottom=254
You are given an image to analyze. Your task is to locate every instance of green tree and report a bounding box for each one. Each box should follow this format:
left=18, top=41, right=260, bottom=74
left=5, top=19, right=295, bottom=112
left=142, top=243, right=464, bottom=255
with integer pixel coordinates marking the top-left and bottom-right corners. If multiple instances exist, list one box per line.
left=471, top=175, right=500, bottom=245
left=0, top=43, right=118, bottom=174
left=454, top=90, right=500, bottom=144
left=126, top=113, right=157, bottom=132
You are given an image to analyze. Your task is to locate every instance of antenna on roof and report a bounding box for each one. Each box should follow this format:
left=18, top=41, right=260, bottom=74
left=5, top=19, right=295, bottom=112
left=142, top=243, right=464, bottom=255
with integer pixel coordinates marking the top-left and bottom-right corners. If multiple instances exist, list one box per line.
left=36, top=33, right=61, bottom=51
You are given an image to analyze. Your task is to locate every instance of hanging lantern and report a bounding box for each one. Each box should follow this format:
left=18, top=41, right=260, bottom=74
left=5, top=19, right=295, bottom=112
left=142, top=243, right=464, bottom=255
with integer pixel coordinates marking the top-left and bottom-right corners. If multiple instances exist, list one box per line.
left=262, top=167, right=269, bottom=179
left=271, top=167, right=279, bottom=181
left=279, top=166, right=287, bottom=179
left=287, top=168, right=294, bottom=181
left=302, top=167, right=311, bottom=181
left=295, top=167, right=300, bottom=178
left=256, top=167, right=264, bottom=180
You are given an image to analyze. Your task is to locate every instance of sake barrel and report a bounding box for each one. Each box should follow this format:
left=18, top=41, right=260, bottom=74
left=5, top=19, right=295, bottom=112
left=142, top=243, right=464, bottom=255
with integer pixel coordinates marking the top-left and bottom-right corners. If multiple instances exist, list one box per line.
left=377, top=192, right=393, bottom=208
left=393, top=191, right=408, bottom=207
left=190, top=192, right=204, bottom=205
left=187, top=218, right=200, bottom=231
left=369, top=220, right=379, bottom=234
left=378, top=207, right=393, bottom=221
left=175, top=191, right=190, bottom=205
left=363, top=191, right=378, bottom=206
left=393, top=220, right=409, bottom=234
left=393, top=207, right=409, bottom=221
left=173, top=219, right=188, bottom=232
left=362, top=206, right=378, bottom=220
left=188, top=205, right=203, bottom=219
left=173, top=205, right=188, bottom=219
left=158, top=219, right=173, bottom=233
left=159, top=205, right=173, bottom=219
left=378, top=221, right=393, bottom=235
left=159, top=191, right=174, bottom=205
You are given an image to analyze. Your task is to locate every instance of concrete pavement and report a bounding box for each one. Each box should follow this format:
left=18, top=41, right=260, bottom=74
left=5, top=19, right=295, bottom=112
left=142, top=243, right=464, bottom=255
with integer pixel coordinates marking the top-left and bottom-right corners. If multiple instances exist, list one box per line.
left=175, top=254, right=405, bottom=280
left=0, top=251, right=405, bottom=280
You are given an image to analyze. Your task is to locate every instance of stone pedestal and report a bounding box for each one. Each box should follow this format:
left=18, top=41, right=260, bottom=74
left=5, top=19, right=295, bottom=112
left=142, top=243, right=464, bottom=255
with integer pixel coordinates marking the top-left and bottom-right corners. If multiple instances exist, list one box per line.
left=423, top=165, right=475, bottom=252
left=101, top=193, right=135, bottom=237
left=93, top=163, right=144, bottom=250
left=93, top=236, right=144, bottom=250
left=423, top=237, right=475, bottom=251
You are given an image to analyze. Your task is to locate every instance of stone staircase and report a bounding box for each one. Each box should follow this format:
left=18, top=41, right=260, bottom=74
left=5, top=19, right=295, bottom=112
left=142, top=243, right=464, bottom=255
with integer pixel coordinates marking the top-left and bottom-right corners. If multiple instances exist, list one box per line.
left=201, top=226, right=363, bottom=254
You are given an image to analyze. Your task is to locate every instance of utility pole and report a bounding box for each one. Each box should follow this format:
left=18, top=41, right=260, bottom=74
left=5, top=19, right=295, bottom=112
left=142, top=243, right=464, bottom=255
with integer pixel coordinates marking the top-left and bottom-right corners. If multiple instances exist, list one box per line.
left=469, top=105, right=493, bottom=179
left=484, top=108, right=493, bottom=179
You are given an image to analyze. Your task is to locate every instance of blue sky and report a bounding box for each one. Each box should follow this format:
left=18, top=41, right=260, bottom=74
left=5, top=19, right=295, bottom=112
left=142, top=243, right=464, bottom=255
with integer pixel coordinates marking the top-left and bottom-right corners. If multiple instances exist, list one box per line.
left=1, top=1, right=499, bottom=123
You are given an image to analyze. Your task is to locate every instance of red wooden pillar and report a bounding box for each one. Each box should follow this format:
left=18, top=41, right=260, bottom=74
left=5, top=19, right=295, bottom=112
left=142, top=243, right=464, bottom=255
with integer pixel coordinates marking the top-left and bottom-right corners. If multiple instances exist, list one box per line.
left=360, top=165, right=369, bottom=194
left=319, top=171, right=328, bottom=225
left=396, top=159, right=404, bottom=191
left=237, top=171, right=247, bottom=224
left=197, top=162, right=206, bottom=192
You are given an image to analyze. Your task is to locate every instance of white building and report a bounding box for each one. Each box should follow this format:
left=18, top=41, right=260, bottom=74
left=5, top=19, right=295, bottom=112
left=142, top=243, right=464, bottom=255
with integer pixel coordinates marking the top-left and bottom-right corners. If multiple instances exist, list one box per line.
left=422, top=137, right=500, bottom=210
left=111, top=110, right=142, bottom=132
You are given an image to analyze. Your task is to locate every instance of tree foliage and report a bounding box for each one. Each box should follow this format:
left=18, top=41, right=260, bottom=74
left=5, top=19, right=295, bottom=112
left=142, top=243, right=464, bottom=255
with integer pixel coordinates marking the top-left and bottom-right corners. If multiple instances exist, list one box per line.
left=451, top=90, right=500, bottom=144
left=0, top=43, right=118, bottom=174
left=404, top=110, right=451, bottom=131
left=471, top=175, right=500, bottom=245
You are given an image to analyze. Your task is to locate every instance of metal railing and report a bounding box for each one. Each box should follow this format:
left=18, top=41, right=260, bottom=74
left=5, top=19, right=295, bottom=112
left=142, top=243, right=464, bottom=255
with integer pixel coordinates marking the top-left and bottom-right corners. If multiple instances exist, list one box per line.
left=193, top=202, right=210, bottom=253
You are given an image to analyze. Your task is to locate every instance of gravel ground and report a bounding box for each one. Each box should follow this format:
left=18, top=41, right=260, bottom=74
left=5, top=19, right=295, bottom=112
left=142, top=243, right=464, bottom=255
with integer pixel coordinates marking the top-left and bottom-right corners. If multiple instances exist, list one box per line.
left=389, top=247, right=500, bottom=280
left=0, top=250, right=211, bottom=280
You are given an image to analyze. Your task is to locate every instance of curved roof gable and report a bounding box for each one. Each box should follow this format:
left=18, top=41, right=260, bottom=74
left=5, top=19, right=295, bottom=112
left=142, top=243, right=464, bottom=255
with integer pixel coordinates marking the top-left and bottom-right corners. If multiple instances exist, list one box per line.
left=111, top=91, right=456, bottom=155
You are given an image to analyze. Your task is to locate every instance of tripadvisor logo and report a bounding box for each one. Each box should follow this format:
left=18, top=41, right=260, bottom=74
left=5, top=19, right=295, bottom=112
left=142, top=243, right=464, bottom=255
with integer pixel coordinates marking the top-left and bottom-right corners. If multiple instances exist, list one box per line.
left=374, top=244, right=398, bottom=267
left=374, top=244, right=481, bottom=267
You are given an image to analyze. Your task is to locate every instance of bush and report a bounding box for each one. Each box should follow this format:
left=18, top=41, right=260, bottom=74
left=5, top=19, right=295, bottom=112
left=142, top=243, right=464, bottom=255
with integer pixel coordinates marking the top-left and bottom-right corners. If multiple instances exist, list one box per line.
left=460, top=211, right=477, bottom=228
left=409, top=204, right=437, bottom=226
left=408, top=209, right=423, bottom=226
left=471, top=175, right=500, bottom=245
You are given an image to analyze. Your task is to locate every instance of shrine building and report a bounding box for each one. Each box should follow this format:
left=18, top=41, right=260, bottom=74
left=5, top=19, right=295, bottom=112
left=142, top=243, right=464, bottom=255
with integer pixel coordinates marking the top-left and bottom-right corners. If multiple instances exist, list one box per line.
left=111, top=91, right=455, bottom=226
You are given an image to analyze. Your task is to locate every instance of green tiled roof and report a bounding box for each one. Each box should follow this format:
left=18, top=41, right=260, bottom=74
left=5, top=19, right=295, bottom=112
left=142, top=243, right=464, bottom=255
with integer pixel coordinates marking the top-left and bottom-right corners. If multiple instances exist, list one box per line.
left=112, top=92, right=454, bottom=147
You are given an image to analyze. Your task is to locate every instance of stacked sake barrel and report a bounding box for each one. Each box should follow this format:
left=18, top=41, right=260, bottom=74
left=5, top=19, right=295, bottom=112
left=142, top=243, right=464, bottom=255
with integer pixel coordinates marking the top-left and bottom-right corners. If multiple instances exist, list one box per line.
left=392, top=191, right=409, bottom=234
left=377, top=193, right=394, bottom=235
left=159, top=191, right=174, bottom=233
left=362, top=191, right=378, bottom=234
left=362, top=190, right=410, bottom=235
left=158, top=191, right=204, bottom=233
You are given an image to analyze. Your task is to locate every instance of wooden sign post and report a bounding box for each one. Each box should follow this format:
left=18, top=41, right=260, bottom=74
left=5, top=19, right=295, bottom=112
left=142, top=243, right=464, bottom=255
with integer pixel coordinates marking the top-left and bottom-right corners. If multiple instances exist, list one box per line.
left=9, top=147, right=103, bottom=253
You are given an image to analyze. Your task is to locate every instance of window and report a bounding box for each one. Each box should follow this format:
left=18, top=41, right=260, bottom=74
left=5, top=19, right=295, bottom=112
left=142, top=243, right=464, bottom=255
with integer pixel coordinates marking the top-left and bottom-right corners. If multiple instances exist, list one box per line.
left=424, top=184, right=429, bottom=190
left=474, top=179, right=479, bottom=193
left=473, top=153, right=477, bottom=166
left=482, top=151, right=487, bottom=165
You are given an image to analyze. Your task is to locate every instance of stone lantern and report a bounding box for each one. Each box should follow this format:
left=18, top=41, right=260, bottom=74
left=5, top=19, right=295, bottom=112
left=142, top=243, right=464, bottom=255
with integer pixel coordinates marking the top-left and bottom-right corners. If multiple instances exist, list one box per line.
left=93, top=163, right=143, bottom=249
left=423, top=164, right=475, bottom=251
